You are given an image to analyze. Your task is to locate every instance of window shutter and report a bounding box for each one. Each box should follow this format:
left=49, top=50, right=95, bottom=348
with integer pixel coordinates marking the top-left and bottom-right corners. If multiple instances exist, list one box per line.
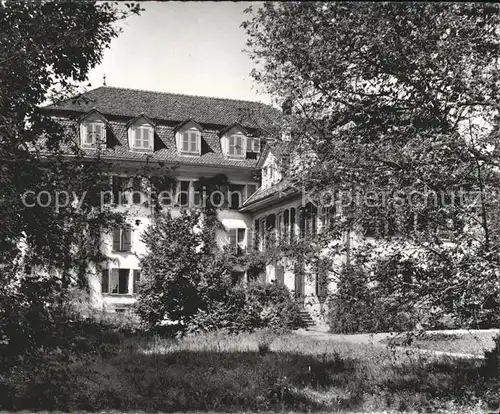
left=110, top=268, right=119, bottom=294
left=133, top=269, right=141, bottom=293
left=247, top=227, right=254, bottom=250
left=236, top=136, right=243, bottom=155
left=95, top=124, right=102, bottom=142
left=134, top=127, right=142, bottom=148
left=101, top=123, right=107, bottom=147
left=122, top=230, right=131, bottom=252
left=148, top=128, right=153, bottom=149
left=101, top=269, right=109, bottom=293
left=229, top=228, right=237, bottom=247
left=112, top=229, right=121, bottom=251
left=80, top=123, right=85, bottom=146
left=182, top=131, right=189, bottom=151
left=86, top=123, right=94, bottom=145
left=253, top=138, right=260, bottom=152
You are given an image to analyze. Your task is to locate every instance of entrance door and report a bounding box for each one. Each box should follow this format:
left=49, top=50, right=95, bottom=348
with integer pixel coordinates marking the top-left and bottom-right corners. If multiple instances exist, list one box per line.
left=276, top=264, right=285, bottom=284
left=294, top=263, right=305, bottom=307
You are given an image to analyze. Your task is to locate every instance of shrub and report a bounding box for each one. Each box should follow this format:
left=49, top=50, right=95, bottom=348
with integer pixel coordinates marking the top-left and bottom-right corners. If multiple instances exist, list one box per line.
left=186, top=282, right=305, bottom=334
left=186, top=287, right=250, bottom=334
left=0, top=274, right=65, bottom=366
left=327, top=263, right=418, bottom=334
left=244, top=281, right=305, bottom=332
left=485, top=334, right=500, bottom=378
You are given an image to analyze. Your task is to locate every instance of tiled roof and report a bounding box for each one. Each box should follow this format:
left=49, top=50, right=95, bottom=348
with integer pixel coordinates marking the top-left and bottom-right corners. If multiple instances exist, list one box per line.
left=44, top=86, right=281, bottom=130
left=42, top=86, right=282, bottom=168
left=241, top=179, right=298, bottom=209
left=256, top=140, right=292, bottom=168
left=57, top=119, right=261, bottom=168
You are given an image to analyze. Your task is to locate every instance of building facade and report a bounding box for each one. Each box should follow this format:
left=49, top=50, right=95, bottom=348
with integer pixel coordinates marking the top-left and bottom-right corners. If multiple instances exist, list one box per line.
left=45, top=86, right=335, bottom=323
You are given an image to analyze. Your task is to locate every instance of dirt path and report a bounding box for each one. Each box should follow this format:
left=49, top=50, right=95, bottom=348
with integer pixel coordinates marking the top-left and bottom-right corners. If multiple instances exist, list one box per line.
left=295, top=327, right=496, bottom=359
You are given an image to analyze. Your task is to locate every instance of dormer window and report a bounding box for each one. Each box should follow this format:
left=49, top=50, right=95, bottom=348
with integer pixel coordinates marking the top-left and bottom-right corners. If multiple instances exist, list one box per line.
left=80, top=110, right=107, bottom=149
left=228, top=134, right=245, bottom=157
left=134, top=125, right=153, bottom=150
left=127, top=115, right=155, bottom=152
left=182, top=130, right=201, bottom=154
left=221, top=124, right=247, bottom=159
left=247, top=137, right=261, bottom=153
left=176, top=120, right=202, bottom=156
left=84, top=122, right=104, bottom=146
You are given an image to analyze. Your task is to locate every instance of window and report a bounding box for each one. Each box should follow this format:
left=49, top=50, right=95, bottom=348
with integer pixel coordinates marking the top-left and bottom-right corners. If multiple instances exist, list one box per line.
left=181, top=130, right=201, bottom=154
left=102, top=268, right=130, bottom=295
left=228, top=134, right=245, bottom=157
left=111, top=176, right=129, bottom=205
left=151, top=176, right=174, bottom=206
left=131, top=177, right=143, bottom=205
left=176, top=121, right=202, bottom=155
left=177, top=180, right=191, bottom=206
left=228, top=228, right=246, bottom=254
left=101, top=269, right=109, bottom=293
left=247, top=137, right=261, bottom=153
left=113, top=269, right=130, bottom=294
left=300, top=203, right=317, bottom=239
left=82, top=122, right=106, bottom=148
left=112, top=228, right=131, bottom=252
left=283, top=209, right=290, bottom=242
left=133, top=125, right=153, bottom=151
left=277, top=212, right=283, bottom=242
left=228, top=184, right=244, bottom=209
left=128, top=116, right=155, bottom=152
left=265, top=214, right=276, bottom=248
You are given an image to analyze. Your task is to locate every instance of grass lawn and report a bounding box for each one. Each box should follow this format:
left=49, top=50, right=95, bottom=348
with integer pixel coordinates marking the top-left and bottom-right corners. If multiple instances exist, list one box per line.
left=382, top=330, right=499, bottom=356
left=1, top=330, right=499, bottom=412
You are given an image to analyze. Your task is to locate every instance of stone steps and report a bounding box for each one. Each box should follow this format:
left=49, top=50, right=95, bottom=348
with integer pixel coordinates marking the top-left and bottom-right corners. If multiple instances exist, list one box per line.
left=299, top=309, right=316, bottom=328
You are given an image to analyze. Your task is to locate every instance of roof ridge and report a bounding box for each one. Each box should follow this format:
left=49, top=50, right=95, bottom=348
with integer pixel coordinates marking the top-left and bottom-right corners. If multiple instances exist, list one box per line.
left=98, top=86, right=275, bottom=107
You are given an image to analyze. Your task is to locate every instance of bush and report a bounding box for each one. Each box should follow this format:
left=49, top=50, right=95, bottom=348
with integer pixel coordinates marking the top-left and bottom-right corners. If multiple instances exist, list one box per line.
left=186, top=287, right=250, bottom=334
left=244, top=281, right=305, bottom=332
left=327, top=263, right=418, bottom=334
left=186, top=281, right=305, bottom=334
left=0, top=274, right=65, bottom=366
left=485, top=334, right=500, bottom=378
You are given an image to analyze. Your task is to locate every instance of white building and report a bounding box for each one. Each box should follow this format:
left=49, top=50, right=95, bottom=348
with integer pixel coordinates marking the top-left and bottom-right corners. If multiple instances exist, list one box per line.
left=45, top=86, right=336, bottom=324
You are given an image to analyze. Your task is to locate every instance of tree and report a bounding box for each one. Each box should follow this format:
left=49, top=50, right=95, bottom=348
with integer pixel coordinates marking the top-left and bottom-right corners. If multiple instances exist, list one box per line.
left=0, top=1, right=141, bottom=280
left=243, top=3, right=500, bottom=326
left=135, top=208, right=237, bottom=328
left=0, top=1, right=141, bottom=356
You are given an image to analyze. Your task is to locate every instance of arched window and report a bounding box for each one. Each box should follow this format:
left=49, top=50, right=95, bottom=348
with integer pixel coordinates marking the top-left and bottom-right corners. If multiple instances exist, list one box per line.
left=283, top=209, right=290, bottom=243
left=221, top=125, right=247, bottom=159
left=277, top=212, right=284, bottom=243
left=176, top=120, right=202, bottom=155
left=127, top=115, right=154, bottom=152
left=80, top=110, right=107, bottom=149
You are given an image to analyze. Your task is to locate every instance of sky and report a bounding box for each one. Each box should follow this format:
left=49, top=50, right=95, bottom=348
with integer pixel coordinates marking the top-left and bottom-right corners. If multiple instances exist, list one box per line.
left=86, top=2, right=271, bottom=104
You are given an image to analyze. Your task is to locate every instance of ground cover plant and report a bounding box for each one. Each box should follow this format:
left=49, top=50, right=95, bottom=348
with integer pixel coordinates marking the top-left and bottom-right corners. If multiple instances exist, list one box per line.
left=1, top=326, right=500, bottom=412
